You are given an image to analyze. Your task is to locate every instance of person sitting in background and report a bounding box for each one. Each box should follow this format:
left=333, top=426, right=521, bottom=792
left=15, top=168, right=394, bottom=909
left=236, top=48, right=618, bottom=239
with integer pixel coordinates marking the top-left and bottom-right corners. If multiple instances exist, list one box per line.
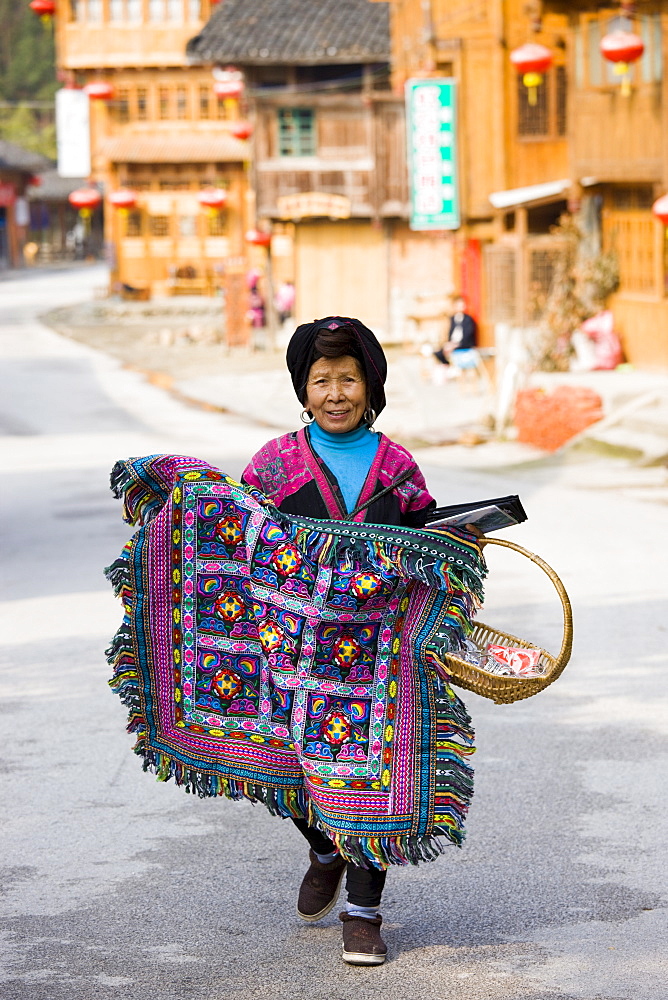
left=434, top=295, right=477, bottom=366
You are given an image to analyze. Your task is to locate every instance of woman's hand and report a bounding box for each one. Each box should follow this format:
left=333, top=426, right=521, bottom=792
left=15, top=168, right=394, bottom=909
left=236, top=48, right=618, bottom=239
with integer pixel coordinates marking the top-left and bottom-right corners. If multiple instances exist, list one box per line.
left=465, top=523, right=487, bottom=548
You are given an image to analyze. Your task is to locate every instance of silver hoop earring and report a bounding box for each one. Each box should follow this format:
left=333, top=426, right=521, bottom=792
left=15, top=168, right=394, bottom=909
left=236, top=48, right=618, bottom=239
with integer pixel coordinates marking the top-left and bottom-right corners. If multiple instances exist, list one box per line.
left=364, top=408, right=376, bottom=428
left=300, top=409, right=314, bottom=424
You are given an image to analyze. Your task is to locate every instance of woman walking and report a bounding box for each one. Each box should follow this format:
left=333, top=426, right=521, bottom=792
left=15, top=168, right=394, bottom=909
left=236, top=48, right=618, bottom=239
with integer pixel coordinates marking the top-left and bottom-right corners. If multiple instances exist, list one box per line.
left=106, top=315, right=484, bottom=970
left=241, top=316, right=480, bottom=965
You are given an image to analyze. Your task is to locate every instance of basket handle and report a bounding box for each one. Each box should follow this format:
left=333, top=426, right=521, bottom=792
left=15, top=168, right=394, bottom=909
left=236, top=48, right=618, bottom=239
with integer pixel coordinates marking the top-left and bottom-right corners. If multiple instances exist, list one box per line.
left=481, top=536, right=573, bottom=676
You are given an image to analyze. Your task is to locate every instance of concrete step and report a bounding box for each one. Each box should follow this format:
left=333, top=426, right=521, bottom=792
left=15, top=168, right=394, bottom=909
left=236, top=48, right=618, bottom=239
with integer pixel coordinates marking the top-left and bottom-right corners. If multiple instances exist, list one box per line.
left=623, top=403, right=668, bottom=437
left=583, top=425, right=668, bottom=464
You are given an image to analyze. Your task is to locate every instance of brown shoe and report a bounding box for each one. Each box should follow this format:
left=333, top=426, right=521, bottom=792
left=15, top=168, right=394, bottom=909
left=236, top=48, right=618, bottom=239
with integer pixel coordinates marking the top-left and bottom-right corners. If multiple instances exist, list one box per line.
left=296, top=850, right=347, bottom=922
left=339, top=911, right=387, bottom=965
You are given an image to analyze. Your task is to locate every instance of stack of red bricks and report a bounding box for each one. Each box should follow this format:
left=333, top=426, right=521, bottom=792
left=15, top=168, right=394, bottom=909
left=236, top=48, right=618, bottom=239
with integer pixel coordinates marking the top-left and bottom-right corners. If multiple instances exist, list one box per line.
left=514, top=386, right=604, bottom=452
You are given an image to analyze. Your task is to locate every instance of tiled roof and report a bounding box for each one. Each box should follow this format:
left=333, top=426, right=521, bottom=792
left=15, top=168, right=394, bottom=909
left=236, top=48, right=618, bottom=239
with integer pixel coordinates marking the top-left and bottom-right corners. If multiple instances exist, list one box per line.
left=187, top=0, right=390, bottom=65
left=27, top=170, right=87, bottom=201
left=0, top=140, right=51, bottom=174
left=98, top=133, right=249, bottom=164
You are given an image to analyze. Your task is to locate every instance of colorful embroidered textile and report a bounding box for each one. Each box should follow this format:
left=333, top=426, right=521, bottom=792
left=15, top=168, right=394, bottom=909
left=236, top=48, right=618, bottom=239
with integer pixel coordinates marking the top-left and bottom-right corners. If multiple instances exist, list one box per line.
left=106, top=455, right=485, bottom=869
left=242, top=428, right=434, bottom=525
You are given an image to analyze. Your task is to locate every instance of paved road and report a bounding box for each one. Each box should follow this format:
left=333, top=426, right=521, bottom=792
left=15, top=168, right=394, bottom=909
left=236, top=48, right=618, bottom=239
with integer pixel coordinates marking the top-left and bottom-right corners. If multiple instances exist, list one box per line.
left=1, top=267, right=666, bottom=1000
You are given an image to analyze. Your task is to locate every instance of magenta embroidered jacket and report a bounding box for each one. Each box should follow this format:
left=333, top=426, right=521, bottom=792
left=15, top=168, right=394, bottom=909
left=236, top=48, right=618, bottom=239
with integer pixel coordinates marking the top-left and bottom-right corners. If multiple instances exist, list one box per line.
left=242, top=428, right=436, bottom=527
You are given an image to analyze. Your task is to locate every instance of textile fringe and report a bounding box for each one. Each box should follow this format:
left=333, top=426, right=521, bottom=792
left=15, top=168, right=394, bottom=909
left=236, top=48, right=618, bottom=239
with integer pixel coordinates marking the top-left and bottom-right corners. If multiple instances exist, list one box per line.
left=104, top=540, right=133, bottom=597
left=110, top=459, right=166, bottom=527
left=110, top=722, right=461, bottom=868
left=109, top=456, right=485, bottom=602
left=131, top=740, right=310, bottom=817
left=105, top=619, right=142, bottom=728
left=104, top=536, right=142, bottom=729
left=123, top=736, right=459, bottom=866
left=325, top=829, right=447, bottom=868
left=284, top=519, right=485, bottom=603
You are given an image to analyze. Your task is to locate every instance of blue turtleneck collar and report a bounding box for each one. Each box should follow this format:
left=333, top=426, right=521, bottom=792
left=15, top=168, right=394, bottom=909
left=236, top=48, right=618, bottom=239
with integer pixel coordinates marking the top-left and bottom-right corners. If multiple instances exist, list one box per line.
left=309, top=422, right=375, bottom=450
left=308, top=422, right=379, bottom=512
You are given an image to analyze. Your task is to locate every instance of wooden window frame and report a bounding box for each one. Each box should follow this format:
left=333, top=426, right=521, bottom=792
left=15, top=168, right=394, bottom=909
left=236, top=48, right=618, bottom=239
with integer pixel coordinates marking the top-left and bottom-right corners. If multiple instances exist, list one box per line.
left=116, top=87, right=131, bottom=123
left=207, top=210, right=227, bottom=236
left=277, top=107, right=317, bottom=158
left=176, top=85, right=189, bottom=121
left=127, top=0, right=142, bottom=23
left=167, top=0, right=184, bottom=24
left=87, top=0, right=103, bottom=22
left=517, top=65, right=566, bottom=142
left=149, top=214, right=170, bottom=237
left=109, top=0, right=125, bottom=22
left=177, top=214, right=198, bottom=237
left=198, top=84, right=210, bottom=120
left=137, top=86, right=149, bottom=121
left=149, top=0, right=166, bottom=24
left=158, top=86, right=171, bottom=121
left=124, top=210, right=143, bottom=237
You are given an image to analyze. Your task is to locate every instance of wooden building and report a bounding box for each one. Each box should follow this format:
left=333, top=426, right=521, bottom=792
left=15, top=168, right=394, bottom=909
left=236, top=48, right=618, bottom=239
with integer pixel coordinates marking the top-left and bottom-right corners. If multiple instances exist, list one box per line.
left=54, top=0, right=250, bottom=296
left=26, top=170, right=99, bottom=262
left=538, top=0, right=668, bottom=367
left=0, top=141, right=50, bottom=269
left=377, top=0, right=668, bottom=366
left=187, top=0, right=455, bottom=340
left=373, top=0, right=574, bottom=346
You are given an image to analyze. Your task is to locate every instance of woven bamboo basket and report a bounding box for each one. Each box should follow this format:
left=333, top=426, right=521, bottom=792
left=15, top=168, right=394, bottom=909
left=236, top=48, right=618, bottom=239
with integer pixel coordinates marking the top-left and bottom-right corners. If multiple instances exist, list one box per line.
left=434, top=537, right=573, bottom=704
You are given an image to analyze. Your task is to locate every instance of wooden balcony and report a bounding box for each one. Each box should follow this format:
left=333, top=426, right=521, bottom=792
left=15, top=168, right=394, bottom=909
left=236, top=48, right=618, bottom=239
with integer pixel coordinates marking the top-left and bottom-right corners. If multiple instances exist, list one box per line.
left=255, top=97, right=409, bottom=219
left=570, top=86, right=664, bottom=183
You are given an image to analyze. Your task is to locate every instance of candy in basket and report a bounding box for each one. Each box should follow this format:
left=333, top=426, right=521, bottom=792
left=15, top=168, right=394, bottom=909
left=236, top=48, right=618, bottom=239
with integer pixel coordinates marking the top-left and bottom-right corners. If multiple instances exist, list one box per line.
left=430, top=537, right=573, bottom=705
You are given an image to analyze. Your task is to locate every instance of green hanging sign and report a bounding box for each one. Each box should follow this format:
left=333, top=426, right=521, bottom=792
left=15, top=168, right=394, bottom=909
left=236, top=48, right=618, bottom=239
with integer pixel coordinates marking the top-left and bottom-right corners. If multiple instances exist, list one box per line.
left=405, top=78, right=460, bottom=230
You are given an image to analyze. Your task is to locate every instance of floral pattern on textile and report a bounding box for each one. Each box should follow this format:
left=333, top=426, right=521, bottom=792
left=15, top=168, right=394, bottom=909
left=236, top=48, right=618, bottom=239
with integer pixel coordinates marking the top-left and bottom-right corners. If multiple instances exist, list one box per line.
left=105, top=455, right=485, bottom=869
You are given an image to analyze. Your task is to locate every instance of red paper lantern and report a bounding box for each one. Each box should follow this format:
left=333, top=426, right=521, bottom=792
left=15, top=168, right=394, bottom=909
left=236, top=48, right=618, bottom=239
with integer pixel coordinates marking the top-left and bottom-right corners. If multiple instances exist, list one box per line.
left=600, top=30, right=644, bottom=95
left=600, top=30, right=644, bottom=65
left=213, top=80, right=244, bottom=100
left=510, top=42, right=554, bottom=105
left=109, top=189, right=137, bottom=210
left=197, top=188, right=228, bottom=210
left=29, top=0, right=56, bottom=20
left=69, top=188, right=103, bottom=215
left=213, top=65, right=244, bottom=101
left=245, top=229, right=271, bottom=248
left=85, top=81, right=115, bottom=101
left=231, top=121, right=253, bottom=140
left=652, top=194, right=668, bottom=227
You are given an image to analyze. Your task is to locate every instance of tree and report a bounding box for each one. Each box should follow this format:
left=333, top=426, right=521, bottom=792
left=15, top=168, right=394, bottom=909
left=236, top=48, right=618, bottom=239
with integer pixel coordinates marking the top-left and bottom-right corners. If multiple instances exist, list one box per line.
left=0, top=103, right=57, bottom=159
left=0, top=0, right=56, bottom=102
left=0, top=1, right=57, bottom=160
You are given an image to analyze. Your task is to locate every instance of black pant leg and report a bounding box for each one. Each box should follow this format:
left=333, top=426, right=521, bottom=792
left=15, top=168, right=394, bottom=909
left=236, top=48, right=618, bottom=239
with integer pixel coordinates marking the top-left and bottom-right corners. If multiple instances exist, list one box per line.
left=291, top=817, right=337, bottom=856
left=345, top=863, right=387, bottom=907
left=291, top=820, right=387, bottom=905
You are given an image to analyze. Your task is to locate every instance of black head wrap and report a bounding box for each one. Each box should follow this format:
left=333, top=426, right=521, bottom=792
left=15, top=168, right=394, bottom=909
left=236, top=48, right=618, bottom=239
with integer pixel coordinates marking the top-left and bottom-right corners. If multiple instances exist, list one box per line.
left=285, top=316, right=387, bottom=416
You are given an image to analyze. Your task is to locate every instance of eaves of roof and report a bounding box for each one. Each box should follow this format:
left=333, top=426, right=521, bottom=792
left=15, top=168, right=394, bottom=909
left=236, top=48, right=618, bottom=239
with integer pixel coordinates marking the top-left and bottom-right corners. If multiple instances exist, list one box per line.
left=186, top=0, right=390, bottom=66
left=0, top=140, right=51, bottom=174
